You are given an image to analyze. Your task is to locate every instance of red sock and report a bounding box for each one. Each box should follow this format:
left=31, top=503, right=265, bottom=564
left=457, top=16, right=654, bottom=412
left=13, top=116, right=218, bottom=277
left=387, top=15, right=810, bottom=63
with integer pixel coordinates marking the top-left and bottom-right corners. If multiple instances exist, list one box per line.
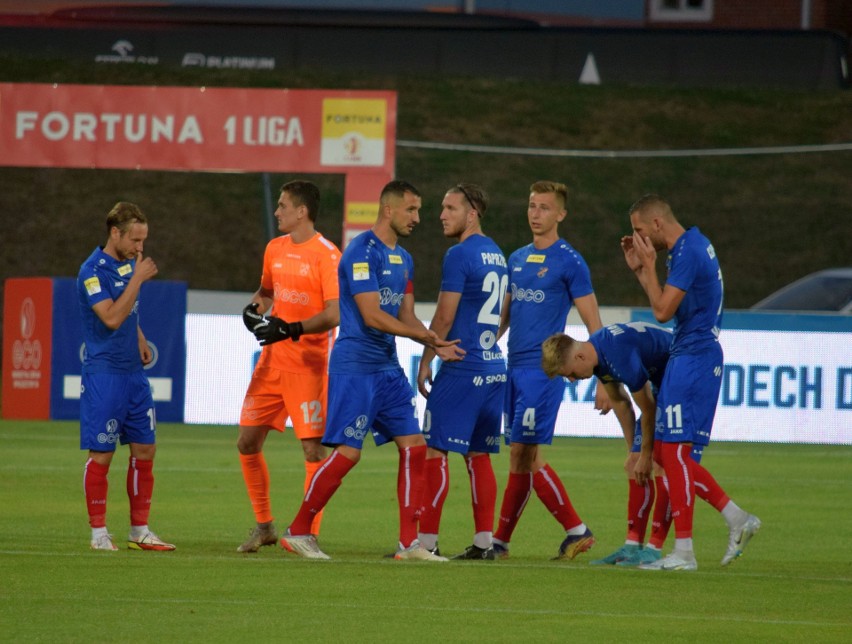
left=532, top=463, right=582, bottom=531
left=418, top=455, right=449, bottom=535
left=289, top=450, right=356, bottom=535
left=494, top=472, right=533, bottom=543
left=84, top=458, right=109, bottom=528
left=661, top=442, right=695, bottom=540
left=648, top=475, right=672, bottom=549
left=239, top=452, right=273, bottom=524
left=127, top=457, right=154, bottom=527
left=305, top=460, right=325, bottom=536
left=466, top=454, right=497, bottom=534
left=398, top=445, right=426, bottom=548
left=626, top=478, right=655, bottom=543
left=693, top=461, right=730, bottom=511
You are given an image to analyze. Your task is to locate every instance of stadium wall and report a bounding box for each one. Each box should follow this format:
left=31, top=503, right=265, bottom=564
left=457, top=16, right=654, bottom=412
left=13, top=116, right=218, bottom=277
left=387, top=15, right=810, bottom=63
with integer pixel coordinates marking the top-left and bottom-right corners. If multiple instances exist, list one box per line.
left=184, top=290, right=851, bottom=444
left=0, top=17, right=847, bottom=89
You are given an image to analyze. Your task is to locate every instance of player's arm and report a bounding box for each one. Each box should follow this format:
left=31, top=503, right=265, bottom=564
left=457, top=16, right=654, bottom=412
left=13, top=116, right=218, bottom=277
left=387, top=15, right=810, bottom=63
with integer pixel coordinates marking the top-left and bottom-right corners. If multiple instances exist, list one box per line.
left=630, top=381, right=657, bottom=485
left=300, top=298, right=339, bottom=335
left=247, top=286, right=275, bottom=315
left=602, top=381, right=635, bottom=450
left=496, top=291, right=512, bottom=341
left=574, top=292, right=612, bottom=415
left=137, top=326, right=152, bottom=365
left=417, top=290, right=461, bottom=397
left=91, top=254, right=158, bottom=330
left=629, top=233, right=685, bottom=323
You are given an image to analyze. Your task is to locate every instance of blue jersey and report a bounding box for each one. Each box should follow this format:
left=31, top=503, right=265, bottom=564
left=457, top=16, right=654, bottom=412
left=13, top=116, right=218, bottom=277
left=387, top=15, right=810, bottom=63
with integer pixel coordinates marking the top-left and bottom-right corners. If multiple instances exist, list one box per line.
left=666, top=227, right=724, bottom=355
left=439, top=234, right=508, bottom=375
left=330, top=230, right=414, bottom=374
left=588, top=322, right=672, bottom=393
left=77, top=247, right=143, bottom=374
left=506, top=239, right=594, bottom=367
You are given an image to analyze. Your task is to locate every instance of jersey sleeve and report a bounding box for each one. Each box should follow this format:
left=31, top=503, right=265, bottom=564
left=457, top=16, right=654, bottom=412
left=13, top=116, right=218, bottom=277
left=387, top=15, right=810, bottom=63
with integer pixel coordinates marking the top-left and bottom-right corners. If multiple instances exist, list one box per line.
left=319, top=242, right=341, bottom=302
left=259, top=239, right=275, bottom=292
left=80, top=266, right=112, bottom=308
left=343, top=242, right=380, bottom=296
left=666, top=238, right=700, bottom=293
left=622, top=347, right=651, bottom=393
left=439, top=245, right=467, bottom=293
left=563, top=251, right=595, bottom=299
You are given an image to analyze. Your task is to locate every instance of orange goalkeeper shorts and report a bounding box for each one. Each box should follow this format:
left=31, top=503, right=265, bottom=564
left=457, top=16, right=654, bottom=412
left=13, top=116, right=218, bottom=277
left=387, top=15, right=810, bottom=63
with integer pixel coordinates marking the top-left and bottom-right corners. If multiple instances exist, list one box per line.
left=239, top=367, right=327, bottom=440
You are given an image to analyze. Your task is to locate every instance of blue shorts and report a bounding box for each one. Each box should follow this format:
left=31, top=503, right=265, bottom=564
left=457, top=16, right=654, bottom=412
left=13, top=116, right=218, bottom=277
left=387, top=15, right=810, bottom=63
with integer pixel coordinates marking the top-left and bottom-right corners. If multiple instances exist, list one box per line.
left=80, top=370, right=156, bottom=451
left=323, top=368, right=421, bottom=449
left=504, top=367, right=564, bottom=446
left=423, top=370, right=505, bottom=454
left=655, top=345, right=723, bottom=447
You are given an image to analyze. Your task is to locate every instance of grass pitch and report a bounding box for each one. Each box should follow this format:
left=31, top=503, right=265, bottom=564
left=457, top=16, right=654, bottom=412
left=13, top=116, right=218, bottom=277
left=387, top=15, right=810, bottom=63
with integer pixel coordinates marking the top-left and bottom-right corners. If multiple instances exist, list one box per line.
left=1, top=420, right=850, bottom=642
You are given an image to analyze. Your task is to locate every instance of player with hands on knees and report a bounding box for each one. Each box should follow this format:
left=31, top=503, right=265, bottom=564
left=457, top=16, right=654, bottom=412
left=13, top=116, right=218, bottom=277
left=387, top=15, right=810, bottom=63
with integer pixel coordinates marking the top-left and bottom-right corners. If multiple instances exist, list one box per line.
left=620, top=194, right=761, bottom=571
left=235, top=180, right=341, bottom=553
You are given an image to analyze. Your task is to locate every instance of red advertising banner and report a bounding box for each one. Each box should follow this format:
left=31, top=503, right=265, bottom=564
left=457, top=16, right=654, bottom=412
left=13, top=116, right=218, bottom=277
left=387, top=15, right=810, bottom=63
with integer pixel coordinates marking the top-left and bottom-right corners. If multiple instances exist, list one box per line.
left=2, top=278, right=53, bottom=419
left=0, top=83, right=396, bottom=174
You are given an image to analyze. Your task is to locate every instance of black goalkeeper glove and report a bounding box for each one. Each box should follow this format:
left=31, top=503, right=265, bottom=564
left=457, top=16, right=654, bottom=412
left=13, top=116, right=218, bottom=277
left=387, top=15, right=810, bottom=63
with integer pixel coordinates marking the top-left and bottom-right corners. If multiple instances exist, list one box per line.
left=254, top=316, right=304, bottom=346
left=242, top=303, right=266, bottom=333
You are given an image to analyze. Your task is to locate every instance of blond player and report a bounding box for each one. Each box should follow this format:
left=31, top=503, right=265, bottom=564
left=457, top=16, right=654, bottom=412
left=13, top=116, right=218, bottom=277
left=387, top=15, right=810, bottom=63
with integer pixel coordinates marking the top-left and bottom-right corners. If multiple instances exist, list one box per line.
left=236, top=180, right=340, bottom=552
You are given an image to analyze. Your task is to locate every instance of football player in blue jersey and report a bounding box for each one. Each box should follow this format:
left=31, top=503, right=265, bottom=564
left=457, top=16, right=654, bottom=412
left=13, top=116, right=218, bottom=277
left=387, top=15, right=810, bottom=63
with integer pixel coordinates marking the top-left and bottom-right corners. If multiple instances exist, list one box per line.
left=543, top=322, right=761, bottom=569
left=492, top=180, right=610, bottom=561
left=415, top=183, right=508, bottom=561
left=280, top=180, right=465, bottom=561
left=622, top=194, right=760, bottom=571
left=77, top=202, right=175, bottom=552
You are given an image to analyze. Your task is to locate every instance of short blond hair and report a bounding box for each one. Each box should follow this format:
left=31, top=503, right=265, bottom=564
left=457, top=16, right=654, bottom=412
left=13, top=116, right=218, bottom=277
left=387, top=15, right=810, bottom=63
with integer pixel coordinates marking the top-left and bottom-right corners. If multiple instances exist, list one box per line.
left=106, top=202, right=146, bottom=236
left=541, top=333, right=578, bottom=378
left=530, top=180, right=569, bottom=211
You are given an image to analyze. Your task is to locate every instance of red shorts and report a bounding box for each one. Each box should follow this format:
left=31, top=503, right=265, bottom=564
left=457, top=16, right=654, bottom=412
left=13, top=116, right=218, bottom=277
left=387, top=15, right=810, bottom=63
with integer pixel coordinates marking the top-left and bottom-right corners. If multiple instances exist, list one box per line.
left=240, top=367, right=327, bottom=440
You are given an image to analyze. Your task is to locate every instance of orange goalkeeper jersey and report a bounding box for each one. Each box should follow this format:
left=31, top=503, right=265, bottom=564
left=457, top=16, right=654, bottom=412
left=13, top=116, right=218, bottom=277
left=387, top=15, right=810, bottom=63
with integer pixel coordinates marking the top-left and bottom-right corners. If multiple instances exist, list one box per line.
left=256, top=232, right=340, bottom=375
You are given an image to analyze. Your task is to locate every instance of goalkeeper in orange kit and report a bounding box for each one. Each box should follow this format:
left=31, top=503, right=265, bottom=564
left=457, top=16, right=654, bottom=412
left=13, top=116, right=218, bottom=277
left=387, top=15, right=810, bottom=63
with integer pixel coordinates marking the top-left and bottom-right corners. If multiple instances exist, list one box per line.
left=236, top=180, right=340, bottom=553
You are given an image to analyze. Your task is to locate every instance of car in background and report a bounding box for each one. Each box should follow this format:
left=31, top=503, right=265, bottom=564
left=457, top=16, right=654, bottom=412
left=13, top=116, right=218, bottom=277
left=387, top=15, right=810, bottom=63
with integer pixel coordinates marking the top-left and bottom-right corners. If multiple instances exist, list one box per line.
left=750, top=268, right=852, bottom=314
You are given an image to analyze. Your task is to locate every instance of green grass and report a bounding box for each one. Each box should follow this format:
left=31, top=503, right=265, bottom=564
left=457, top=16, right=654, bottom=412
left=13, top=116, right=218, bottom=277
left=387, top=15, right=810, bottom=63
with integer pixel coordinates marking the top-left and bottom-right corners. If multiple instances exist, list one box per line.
left=1, top=420, right=850, bottom=642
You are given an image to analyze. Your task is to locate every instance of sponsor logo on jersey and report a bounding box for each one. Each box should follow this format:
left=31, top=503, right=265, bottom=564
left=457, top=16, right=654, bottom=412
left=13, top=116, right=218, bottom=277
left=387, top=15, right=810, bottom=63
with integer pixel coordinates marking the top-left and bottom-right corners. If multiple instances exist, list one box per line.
left=117, top=264, right=132, bottom=276
left=84, top=277, right=101, bottom=296
left=511, top=284, right=545, bottom=303
left=388, top=255, right=403, bottom=264
left=526, top=254, right=546, bottom=263
left=537, top=267, right=549, bottom=278
left=353, top=262, right=369, bottom=281
left=379, top=287, right=405, bottom=307
left=114, top=281, right=124, bottom=287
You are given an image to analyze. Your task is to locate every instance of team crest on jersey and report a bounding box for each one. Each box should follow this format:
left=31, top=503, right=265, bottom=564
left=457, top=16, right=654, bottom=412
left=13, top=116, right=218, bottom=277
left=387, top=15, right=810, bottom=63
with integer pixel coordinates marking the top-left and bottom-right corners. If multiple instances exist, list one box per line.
left=526, top=254, right=546, bottom=263
left=117, top=264, right=132, bottom=276
left=353, top=262, right=369, bottom=281
left=84, top=277, right=101, bottom=295
left=388, top=255, right=403, bottom=264
left=537, top=267, right=549, bottom=278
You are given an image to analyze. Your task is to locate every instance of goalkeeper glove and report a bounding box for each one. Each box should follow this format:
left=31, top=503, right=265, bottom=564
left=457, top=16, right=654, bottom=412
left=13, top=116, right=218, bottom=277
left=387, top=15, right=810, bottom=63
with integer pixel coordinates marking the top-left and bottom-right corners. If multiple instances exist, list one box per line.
left=254, top=316, right=304, bottom=346
left=242, top=302, right=266, bottom=333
